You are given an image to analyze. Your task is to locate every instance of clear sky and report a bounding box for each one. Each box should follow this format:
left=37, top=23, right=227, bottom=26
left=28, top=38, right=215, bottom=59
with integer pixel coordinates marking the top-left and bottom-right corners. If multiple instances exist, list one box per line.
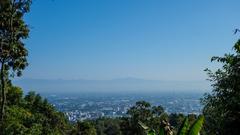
left=22, top=0, right=240, bottom=81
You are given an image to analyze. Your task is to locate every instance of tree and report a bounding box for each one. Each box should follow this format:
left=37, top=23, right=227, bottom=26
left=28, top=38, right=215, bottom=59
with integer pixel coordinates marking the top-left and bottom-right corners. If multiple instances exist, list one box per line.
left=201, top=39, right=240, bottom=135
left=94, top=117, right=122, bottom=135
left=169, top=113, right=185, bottom=131
left=3, top=87, right=71, bottom=135
left=0, top=0, right=31, bottom=124
left=152, top=106, right=164, bottom=116
left=126, top=101, right=167, bottom=135
left=127, top=101, right=153, bottom=135
left=74, top=121, right=97, bottom=135
left=6, top=85, right=23, bottom=105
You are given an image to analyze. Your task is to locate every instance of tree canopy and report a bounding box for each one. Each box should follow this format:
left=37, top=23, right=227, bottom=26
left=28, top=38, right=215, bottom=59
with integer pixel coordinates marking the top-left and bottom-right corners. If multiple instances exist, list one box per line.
left=0, top=0, right=31, bottom=126
left=2, top=85, right=71, bottom=135
left=202, top=39, right=240, bottom=135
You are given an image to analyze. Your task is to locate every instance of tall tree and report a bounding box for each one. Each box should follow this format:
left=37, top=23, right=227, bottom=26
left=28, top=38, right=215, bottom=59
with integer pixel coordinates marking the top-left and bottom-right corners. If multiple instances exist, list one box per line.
left=0, top=0, right=31, bottom=124
left=202, top=39, right=240, bottom=135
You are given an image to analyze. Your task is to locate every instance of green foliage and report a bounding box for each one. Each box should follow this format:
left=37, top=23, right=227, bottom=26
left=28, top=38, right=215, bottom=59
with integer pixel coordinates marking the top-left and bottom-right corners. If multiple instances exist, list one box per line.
left=152, top=106, right=164, bottom=116
left=126, top=101, right=167, bottom=135
left=169, top=113, right=185, bottom=130
left=148, top=129, right=157, bottom=135
left=188, top=116, right=204, bottom=135
left=2, top=85, right=71, bottom=135
left=176, top=115, right=204, bottom=135
left=70, top=101, right=194, bottom=135
left=139, top=115, right=204, bottom=135
left=94, top=117, right=122, bottom=135
left=73, top=121, right=97, bottom=135
left=139, top=118, right=173, bottom=135
left=202, top=39, right=240, bottom=135
left=2, top=86, right=205, bottom=135
left=177, top=118, right=189, bottom=135
left=6, top=85, right=23, bottom=105
left=0, top=0, right=31, bottom=126
left=138, top=121, right=156, bottom=135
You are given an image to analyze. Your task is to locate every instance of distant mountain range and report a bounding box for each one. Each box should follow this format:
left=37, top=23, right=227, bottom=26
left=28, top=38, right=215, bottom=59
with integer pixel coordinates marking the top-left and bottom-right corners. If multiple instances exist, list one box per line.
left=13, top=78, right=211, bottom=94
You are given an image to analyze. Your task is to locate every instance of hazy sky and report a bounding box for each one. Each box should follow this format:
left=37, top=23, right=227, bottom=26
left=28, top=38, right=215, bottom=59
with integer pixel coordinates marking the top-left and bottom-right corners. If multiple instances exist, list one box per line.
left=22, top=0, right=240, bottom=81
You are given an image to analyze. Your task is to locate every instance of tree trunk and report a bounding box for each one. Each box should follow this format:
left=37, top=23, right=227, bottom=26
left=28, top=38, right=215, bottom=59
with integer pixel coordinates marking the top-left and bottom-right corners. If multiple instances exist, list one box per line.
left=0, top=62, right=5, bottom=123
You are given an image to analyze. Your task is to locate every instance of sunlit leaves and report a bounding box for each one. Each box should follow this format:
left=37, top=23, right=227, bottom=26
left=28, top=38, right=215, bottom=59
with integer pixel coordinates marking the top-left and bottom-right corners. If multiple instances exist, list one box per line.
left=140, top=115, right=204, bottom=135
left=188, top=115, right=204, bottom=135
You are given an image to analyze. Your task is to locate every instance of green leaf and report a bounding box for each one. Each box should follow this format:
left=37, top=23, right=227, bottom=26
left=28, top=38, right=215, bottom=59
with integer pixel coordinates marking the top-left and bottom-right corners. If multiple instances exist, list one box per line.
left=159, top=127, right=165, bottom=135
left=147, top=129, right=156, bottom=135
left=177, top=117, right=189, bottom=135
left=188, top=115, right=204, bottom=135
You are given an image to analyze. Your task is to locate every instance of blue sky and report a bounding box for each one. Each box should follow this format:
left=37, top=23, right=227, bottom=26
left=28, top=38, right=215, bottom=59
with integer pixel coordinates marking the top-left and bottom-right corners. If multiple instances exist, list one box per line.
left=22, top=0, right=240, bottom=81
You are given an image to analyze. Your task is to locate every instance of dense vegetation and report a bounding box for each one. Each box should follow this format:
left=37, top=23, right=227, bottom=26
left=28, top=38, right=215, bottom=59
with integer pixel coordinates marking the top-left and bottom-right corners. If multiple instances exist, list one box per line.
left=2, top=85, right=71, bottom=134
left=139, top=115, right=204, bottom=135
left=1, top=0, right=240, bottom=134
left=2, top=85, right=201, bottom=135
left=0, top=0, right=30, bottom=125
left=201, top=39, right=240, bottom=135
